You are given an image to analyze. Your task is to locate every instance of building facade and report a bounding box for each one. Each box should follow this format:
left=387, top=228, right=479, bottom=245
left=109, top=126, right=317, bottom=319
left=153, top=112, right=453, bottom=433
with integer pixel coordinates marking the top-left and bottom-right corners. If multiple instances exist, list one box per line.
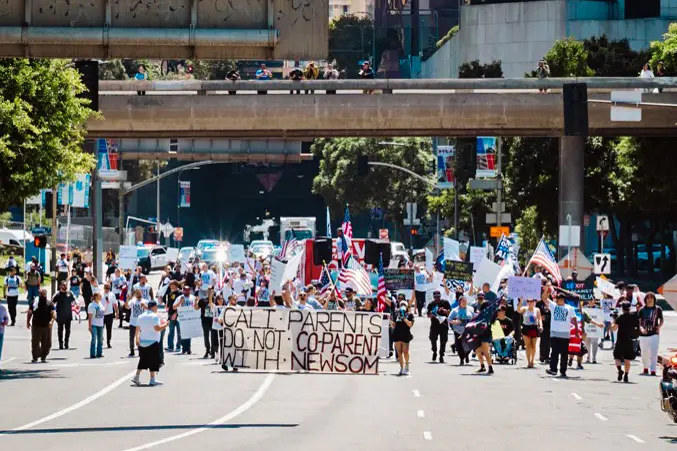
left=329, top=0, right=375, bottom=19
left=421, top=0, right=674, bottom=78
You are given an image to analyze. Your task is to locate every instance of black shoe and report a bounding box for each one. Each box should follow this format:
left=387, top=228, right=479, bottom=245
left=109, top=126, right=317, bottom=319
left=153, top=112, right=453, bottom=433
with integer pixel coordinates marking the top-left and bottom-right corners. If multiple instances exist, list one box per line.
left=432, top=352, right=437, bottom=362
left=203, top=351, right=210, bottom=359
left=546, top=369, right=557, bottom=376
left=488, top=366, right=494, bottom=375
left=465, top=357, right=469, bottom=364
left=623, top=373, right=629, bottom=383
left=210, top=353, right=215, bottom=359
left=560, top=372, right=568, bottom=378
left=128, top=352, right=135, bottom=358
left=459, top=359, right=464, bottom=366
left=439, top=355, right=445, bottom=364
left=107, top=344, right=112, bottom=349
left=65, top=345, right=69, bottom=350
left=59, top=345, right=64, bottom=350
left=477, top=366, right=486, bottom=373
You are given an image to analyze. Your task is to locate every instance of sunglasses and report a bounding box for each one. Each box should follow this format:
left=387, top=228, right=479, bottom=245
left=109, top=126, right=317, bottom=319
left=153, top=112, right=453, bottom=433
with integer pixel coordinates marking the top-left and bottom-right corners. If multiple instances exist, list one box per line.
left=527, top=300, right=535, bottom=303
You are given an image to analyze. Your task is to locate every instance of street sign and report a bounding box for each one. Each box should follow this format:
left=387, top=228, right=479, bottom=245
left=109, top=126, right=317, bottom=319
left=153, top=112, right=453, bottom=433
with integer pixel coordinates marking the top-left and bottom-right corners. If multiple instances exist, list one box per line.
left=486, top=213, right=511, bottom=224
left=97, top=170, right=127, bottom=182
left=558, top=225, right=581, bottom=247
left=31, top=227, right=52, bottom=236
left=470, top=179, right=501, bottom=191
left=490, top=226, right=510, bottom=238
left=596, top=215, right=609, bottom=232
left=593, top=253, right=611, bottom=275
left=160, top=222, right=175, bottom=237
left=558, top=248, right=593, bottom=280
left=610, top=91, right=642, bottom=122
left=491, top=202, right=506, bottom=212
left=403, top=202, right=421, bottom=226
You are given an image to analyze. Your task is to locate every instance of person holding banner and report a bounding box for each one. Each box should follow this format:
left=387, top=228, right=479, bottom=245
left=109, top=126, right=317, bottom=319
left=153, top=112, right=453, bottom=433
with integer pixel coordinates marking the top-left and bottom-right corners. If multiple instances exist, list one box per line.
left=392, top=300, right=415, bottom=375
left=132, top=300, right=170, bottom=387
left=638, top=292, right=664, bottom=376
left=173, top=285, right=197, bottom=355
left=517, top=298, right=543, bottom=368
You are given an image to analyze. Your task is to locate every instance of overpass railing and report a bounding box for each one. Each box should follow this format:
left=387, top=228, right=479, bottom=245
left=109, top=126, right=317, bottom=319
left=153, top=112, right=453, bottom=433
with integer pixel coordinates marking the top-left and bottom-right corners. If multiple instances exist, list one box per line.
left=98, top=77, right=677, bottom=93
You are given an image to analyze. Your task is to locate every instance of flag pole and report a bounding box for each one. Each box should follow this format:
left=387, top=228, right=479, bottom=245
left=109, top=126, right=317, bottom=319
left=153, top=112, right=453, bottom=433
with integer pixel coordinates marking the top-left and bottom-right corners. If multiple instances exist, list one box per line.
left=521, top=236, right=544, bottom=277
left=322, top=261, right=338, bottom=294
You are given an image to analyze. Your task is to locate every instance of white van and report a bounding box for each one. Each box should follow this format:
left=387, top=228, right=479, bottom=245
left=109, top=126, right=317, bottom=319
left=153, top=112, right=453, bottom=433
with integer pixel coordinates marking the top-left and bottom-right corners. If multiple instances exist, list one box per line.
left=0, top=228, right=34, bottom=249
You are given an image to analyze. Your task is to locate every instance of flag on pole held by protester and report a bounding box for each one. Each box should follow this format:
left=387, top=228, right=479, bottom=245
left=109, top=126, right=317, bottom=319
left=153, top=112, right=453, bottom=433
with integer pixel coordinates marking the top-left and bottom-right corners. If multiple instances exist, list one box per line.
left=326, top=206, right=332, bottom=238
left=377, top=253, right=387, bottom=312
left=280, top=229, right=300, bottom=260
left=339, top=206, right=353, bottom=266
left=320, top=265, right=340, bottom=298
left=338, top=256, right=372, bottom=296
left=529, top=238, right=562, bottom=284
left=495, top=234, right=511, bottom=260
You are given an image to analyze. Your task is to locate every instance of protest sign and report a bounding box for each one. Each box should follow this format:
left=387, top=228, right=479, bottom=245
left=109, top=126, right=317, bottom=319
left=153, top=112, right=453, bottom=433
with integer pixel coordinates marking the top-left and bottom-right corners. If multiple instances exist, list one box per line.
left=178, top=307, right=202, bottom=339
left=118, top=245, right=137, bottom=271
left=282, top=250, right=304, bottom=284
left=596, top=277, right=621, bottom=299
left=469, top=246, right=486, bottom=266
left=425, top=249, right=433, bottom=272
left=444, top=260, right=473, bottom=283
left=221, top=308, right=384, bottom=374
left=384, top=268, right=414, bottom=291
left=583, top=308, right=604, bottom=338
left=562, top=280, right=595, bottom=303
left=444, top=238, right=460, bottom=261
left=473, top=258, right=501, bottom=288
left=229, top=244, right=246, bottom=263
left=507, top=276, right=541, bottom=300
left=269, top=258, right=286, bottom=292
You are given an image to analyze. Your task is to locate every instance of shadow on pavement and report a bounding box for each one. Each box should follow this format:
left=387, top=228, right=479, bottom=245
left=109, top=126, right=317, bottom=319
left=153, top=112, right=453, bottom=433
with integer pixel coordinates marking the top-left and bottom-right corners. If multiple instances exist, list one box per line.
left=0, top=368, right=64, bottom=380
left=0, top=423, right=299, bottom=435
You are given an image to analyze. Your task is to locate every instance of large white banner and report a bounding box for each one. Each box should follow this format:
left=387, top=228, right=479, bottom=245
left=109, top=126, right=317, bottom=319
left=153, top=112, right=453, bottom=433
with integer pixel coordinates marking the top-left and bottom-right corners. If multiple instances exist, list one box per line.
left=221, top=308, right=385, bottom=374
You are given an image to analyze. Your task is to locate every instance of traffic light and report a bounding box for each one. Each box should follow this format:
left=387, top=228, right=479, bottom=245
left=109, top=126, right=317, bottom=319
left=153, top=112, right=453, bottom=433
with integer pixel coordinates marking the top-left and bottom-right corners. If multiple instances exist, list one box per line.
left=357, top=156, right=369, bottom=176
left=410, top=228, right=419, bottom=236
left=34, top=235, right=47, bottom=248
left=44, top=191, right=54, bottom=219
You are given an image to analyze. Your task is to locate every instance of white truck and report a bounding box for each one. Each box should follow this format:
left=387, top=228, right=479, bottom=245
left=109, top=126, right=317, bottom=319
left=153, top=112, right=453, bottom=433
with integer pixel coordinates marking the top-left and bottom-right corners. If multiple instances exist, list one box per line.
left=280, top=217, right=316, bottom=245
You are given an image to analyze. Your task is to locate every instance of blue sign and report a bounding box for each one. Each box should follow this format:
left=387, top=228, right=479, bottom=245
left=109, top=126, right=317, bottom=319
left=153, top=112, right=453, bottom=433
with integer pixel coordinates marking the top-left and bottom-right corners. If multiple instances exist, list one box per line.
left=31, top=227, right=52, bottom=236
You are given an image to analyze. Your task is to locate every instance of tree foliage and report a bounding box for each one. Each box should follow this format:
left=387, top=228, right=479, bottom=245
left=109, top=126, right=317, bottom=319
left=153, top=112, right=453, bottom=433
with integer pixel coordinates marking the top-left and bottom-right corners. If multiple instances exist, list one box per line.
left=650, top=23, right=677, bottom=73
left=312, top=138, right=433, bottom=237
left=585, top=35, right=651, bottom=76
left=329, top=15, right=374, bottom=77
left=527, top=37, right=594, bottom=77
left=459, top=60, right=503, bottom=78
left=0, top=59, right=96, bottom=211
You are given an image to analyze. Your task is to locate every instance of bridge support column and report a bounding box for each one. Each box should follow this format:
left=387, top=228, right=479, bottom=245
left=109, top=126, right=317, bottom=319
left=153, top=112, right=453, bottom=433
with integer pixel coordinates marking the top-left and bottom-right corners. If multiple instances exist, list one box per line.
left=558, top=136, right=585, bottom=261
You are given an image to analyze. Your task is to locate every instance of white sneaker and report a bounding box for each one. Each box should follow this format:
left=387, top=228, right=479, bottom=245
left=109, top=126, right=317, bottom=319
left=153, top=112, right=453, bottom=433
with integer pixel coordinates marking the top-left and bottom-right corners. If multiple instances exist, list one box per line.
left=405, top=362, right=410, bottom=373
left=149, top=379, right=164, bottom=386
left=403, top=368, right=409, bottom=376
left=131, top=377, right=141, bottom=386
left=398, top=368, right=404, bottom=376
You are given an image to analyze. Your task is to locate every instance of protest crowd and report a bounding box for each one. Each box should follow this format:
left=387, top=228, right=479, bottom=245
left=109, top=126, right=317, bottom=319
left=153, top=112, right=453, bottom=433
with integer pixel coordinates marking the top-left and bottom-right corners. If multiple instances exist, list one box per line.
left=0, top=209, right=666, bottom=386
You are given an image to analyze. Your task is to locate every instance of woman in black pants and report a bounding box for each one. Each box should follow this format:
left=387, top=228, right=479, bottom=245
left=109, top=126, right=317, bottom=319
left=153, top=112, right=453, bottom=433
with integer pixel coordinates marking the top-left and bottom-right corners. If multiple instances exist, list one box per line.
left=210, top=294, right=226, bottom=362
left=537, top=283, right=552, bottom=363
left=197, top=288, right=216, bottom=359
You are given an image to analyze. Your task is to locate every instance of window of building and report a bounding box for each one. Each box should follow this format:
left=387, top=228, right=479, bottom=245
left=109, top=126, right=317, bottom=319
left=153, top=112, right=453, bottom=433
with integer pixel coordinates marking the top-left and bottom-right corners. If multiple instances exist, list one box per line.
left=625, top=0, right=659, bottom=18
left=343, top=5, right=349, bottom=14
left=329, top=5, right=334, bottom=17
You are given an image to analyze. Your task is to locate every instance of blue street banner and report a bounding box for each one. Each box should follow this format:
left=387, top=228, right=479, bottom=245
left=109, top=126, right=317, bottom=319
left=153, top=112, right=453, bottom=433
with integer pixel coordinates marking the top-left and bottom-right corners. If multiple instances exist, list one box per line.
left=179, top=181, right=191, bottom=208
left=436, top=145, right=455, bottom=189
left=476, top=137, right=498, bottom=178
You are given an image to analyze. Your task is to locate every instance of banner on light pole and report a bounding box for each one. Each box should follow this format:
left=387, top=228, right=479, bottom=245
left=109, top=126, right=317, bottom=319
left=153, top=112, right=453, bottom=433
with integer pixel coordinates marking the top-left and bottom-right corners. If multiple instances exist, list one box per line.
left=179, top=181, right=190, bottom=208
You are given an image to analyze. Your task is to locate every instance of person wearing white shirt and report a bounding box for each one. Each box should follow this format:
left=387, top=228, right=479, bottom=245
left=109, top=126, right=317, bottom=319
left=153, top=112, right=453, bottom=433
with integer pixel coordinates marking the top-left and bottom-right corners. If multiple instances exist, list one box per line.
left=546, top=292, right=579, bottom=378
left=211, top=294, right=226, bottom=363
left=132, top=300, right=169, bottom=386
left=87, top=293, right=105, bottom=358
left=56, top=253, right=70, bottom=283
left=173, top=285, right=197, bottom=355
left=5, top=255, right=17, bottom=270
left=413, top=266, right=431, bottom=317
left=3, top=266, right=22, bottom=326
left=102, top=283, right=118, bottom=349
left=133, top=274, right=153, bottom=302
left=125, top=289, right=147, bottom=357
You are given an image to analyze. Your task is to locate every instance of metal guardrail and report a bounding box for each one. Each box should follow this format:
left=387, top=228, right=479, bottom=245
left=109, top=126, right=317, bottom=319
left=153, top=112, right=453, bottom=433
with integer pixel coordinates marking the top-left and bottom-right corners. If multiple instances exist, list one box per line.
left=98, top=77, right=677, bottom=92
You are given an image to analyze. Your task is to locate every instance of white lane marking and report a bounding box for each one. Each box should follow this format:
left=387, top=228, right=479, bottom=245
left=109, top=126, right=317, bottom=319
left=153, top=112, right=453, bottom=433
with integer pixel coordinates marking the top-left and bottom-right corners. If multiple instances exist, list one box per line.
left=626, top=434, right=645, bottom=443
left=571, top=393, right=582, bottom=401
left=413, top=389, right=421, bottom=397
left=0, top=357, right=16, bottom=365
left=423, top=431, right=432, bottom=440
left=122, top=374, right=275, bottom=451
left=594, top=413, right=608, bottom=422
left=0, top=370, right=136, bottom=438
left=417, top=410, right=425, bottom=418
left=48, top=361, right=130, bottom=368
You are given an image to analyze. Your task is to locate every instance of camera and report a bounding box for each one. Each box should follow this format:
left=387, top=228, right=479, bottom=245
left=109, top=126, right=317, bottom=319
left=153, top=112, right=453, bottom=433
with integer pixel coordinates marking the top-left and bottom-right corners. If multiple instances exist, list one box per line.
left=396, top=306, right=406, bottom=322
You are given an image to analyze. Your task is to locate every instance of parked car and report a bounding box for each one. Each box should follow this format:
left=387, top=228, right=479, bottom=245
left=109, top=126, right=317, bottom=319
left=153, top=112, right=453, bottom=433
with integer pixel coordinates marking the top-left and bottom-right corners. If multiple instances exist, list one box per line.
left=137, top=245, right=169, bottom=274
left=249, top=240, right=274, bottom=259
left=177, top=246, right=196, bottom=268
left=196, top=239, right=220, bottom=258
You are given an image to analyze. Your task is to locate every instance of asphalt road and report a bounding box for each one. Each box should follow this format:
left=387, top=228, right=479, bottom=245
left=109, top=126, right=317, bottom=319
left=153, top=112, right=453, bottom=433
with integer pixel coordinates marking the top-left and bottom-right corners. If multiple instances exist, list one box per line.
left=1, top=303, right=677, bottom=450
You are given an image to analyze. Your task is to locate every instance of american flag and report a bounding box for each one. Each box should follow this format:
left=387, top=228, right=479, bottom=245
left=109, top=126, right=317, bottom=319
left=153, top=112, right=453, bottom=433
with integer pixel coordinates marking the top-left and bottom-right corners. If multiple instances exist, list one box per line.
left=340, top=206, right=353, bottom=266
left=280, top=229, right=299, bottom=260
left=320, top=266, right=340, bottom=298
left=338, top=256, right=373, bottom=296
left=529, top=238, right=562, bottom=284
left=376, top=253, right=387, bottom=312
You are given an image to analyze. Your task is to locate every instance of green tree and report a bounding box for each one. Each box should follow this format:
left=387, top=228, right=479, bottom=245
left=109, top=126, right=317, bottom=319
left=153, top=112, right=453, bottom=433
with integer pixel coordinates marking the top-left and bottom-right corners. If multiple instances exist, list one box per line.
left=650, top=23, right=677, bottom=73
left=99, top=59, right=127, bottom=80
left=0, top=59, right=97, bottom=211
left=527, top=37, right=594, bottom=77
left=191, top=60, right=237, bottom=80
left=459, top=60, right=503, bottom=78
left=514, top=205, right=550, bottom=264
left=312, top=138, right=433, bottom=239
left=329, top=15, right=374, bottom=77
left=584, top=35, right=650, bottom=76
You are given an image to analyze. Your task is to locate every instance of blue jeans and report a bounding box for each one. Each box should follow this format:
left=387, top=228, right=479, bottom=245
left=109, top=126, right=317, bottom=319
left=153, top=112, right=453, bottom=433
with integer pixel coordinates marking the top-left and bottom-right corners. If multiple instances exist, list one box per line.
left=0, top=331, right=4, bottom=362
left=167, top=320, right=181, bottom=351
left=90, top=326, right=103, bottom=358
left=27, top=286, right=39, bottom=302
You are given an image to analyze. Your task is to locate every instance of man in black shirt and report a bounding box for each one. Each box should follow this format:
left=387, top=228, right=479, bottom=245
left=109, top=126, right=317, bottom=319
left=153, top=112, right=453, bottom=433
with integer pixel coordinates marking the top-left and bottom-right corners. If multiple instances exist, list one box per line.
left=81, top=270, right=93, bottom=311
left=427, top=291, right=451, bottom=363
left=164, top=280, right=182, bottom=352
left=197, top=288, right=216, bottom=359
left=612, top=301, right=639, bottom=383
left=52, top=282, right=76, bottom=349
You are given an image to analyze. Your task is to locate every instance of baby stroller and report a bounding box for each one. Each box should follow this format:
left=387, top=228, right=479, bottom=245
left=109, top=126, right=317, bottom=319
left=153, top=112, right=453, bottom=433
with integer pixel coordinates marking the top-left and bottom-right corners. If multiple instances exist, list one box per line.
left=492, top=336, right=517, bottom=364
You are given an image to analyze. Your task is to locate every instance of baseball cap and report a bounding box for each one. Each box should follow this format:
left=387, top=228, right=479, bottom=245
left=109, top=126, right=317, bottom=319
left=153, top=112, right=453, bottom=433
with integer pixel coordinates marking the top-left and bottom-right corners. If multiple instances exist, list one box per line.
left=345, top=287, right=354, bottom=293
left=147, top=300, right=158, bottom=309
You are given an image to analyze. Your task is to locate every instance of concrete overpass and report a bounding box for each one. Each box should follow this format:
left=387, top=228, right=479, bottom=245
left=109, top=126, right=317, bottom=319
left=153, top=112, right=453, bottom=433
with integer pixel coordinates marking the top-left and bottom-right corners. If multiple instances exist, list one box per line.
left=0, top=0, right=327, bottom=60
left=90, top=78, right=677, bottom=139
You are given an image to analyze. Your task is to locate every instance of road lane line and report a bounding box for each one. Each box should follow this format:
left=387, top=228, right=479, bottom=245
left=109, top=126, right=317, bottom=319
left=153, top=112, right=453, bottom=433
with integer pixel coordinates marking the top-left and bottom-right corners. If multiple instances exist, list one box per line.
left=594, top=413, right=608, bottom=422
left=0, top=357, right=16, bottom=365
left=0, top=369, right=136, bottom=438
left=49, top=361, right=130, bottom=368
left=626, top=435, right=645, bottom=443
left=571, top=393, right=582, bottom=400
left=423, top=431, right=432, bottom=440
left=122, top=373, right=275, bottom=451
left=417, top=410, right=425, bottom=418
left=413, top=389, right=421, bottom=397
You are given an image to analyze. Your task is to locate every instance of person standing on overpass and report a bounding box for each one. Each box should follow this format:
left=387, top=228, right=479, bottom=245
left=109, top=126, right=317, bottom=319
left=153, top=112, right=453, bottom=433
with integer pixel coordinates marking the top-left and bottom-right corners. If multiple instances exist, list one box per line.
left=132, top=300, right=169, bottom=386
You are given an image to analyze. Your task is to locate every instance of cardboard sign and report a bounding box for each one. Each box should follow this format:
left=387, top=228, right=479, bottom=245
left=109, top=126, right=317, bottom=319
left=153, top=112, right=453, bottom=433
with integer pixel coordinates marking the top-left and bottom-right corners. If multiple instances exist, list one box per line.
left=444, top=238, right=460, bottom=261
left=383, top=268, right=414, bottom=291
left=221, top=308, right=384, bottom=374
left=178, top=307, right=202, bottom=339
left=269, top=258, right=286, bottom=292
left=507, top=276, right=541, bottom=300
left=473, top=258, right=501, bottom=288
left=583, top=308, right=604, bottom=338
left=469, top=246, right=486, bottom=265
left=444, top=260, right=473, bottom=283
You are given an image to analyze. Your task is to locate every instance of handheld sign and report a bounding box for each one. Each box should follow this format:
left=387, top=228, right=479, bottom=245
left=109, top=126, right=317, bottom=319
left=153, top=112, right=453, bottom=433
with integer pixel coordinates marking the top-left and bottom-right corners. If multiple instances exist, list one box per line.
left=118, top=245, right=138, bottom=271
left=583, top=308, right=604, bottom=338
left=507, top=276, right=541, bottom=300
left=444, top=260, right=473, bottom=283
left=383, top=268, right=414, bottom=291
left=469, top=246, right=486, bottom=266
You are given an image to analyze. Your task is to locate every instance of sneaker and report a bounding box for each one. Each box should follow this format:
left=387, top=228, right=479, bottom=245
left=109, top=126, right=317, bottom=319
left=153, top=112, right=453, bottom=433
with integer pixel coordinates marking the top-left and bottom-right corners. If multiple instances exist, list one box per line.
left=432, top=352, right=437, bottom=362
left=107, top=344, right=112, bottom=349
left=165, top=348, right=174, bottom=352
left=651, top=371, right=657, bottom=377
left=59, top=345, right=64, bottom=350
left=546, top=369, right=557, bottom=376
left=477, top=366, right=486, bottom=373
left=592, top=359, right=597, bottom=364
left=617, top=370, right=624, bottom=382
left=465, top=357, right=470, bottom=364
left=40, top=358, right=46, bottom=363
left=149, top=379, right=164, bottom=386
left=459, top=359, right=465, bottom=366
left=577, top=363, right=584, bottom=370
left=439, top=355, right=445, bottom=364
left=643, top=368, right=649, bottom=375
left=623, top=373, right=629, bottom=383
left=398, top=368, right=404, bottom=376
left=131, top=377, right=141, bottom=386
left=128, top=353, right=135, bottom=358
left=31, top=359, right=38, bottom=363
left=488, top=366, right=494, bottom=375
left=559, top=372, right=568, bottom=378
left=203, top=351, right=210, bottom=359
left=402, top=368, right=409, bottom=376
left=568, top=358, right=573, bottom=367
left=405, top=362, right=410, bottom=373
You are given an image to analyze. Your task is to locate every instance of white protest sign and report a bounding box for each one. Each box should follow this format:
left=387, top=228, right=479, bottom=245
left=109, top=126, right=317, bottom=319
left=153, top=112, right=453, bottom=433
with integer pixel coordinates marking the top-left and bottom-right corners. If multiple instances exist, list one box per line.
left=473, top=258, right=501, bottom=288
left=178, top=306, right=202, bottom=339
left=269, top=258, right=286, bottom=292
left=444, top=238, right=460, bottom=261
left=583, top=308, right=604, bottom=338
left=282, top=250, right=304, bottom=284
left=469, top=246, right=486, bottom=266
left=426, top=272, right=447, bottom=304
left=507, top=276, right=541, bottom=300
left=425, top=249, right=433, bottom=272
left=596, top=277, right=620, bottom=299
left=229, top=244, right=246, bottom=264
left=221, top=307, right=385, bottom=374
left=118, top=245, right=138, bottom=271
left=379, top=316, right=390, bottom=359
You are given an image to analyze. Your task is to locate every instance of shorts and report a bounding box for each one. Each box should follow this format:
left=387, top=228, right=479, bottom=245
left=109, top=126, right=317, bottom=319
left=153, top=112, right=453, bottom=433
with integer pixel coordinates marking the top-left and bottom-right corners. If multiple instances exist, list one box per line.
left=138, top=341, right=161, bottom=372
left=613, top=340, right=636, bottom=361
left=522, top=325, right=539, bottom=339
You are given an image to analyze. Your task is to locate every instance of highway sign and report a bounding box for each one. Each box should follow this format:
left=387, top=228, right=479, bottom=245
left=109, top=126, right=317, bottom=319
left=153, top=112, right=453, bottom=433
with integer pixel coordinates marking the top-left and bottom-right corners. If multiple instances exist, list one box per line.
left=490, top=226, right=510, bottom=238
left=596, top=215, right=609, bottom=232
left=558, top=225, right=581, bottom=247
left=486, top=213, right=511, bottom=224
left=593, top=253, right=611, bottom=275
